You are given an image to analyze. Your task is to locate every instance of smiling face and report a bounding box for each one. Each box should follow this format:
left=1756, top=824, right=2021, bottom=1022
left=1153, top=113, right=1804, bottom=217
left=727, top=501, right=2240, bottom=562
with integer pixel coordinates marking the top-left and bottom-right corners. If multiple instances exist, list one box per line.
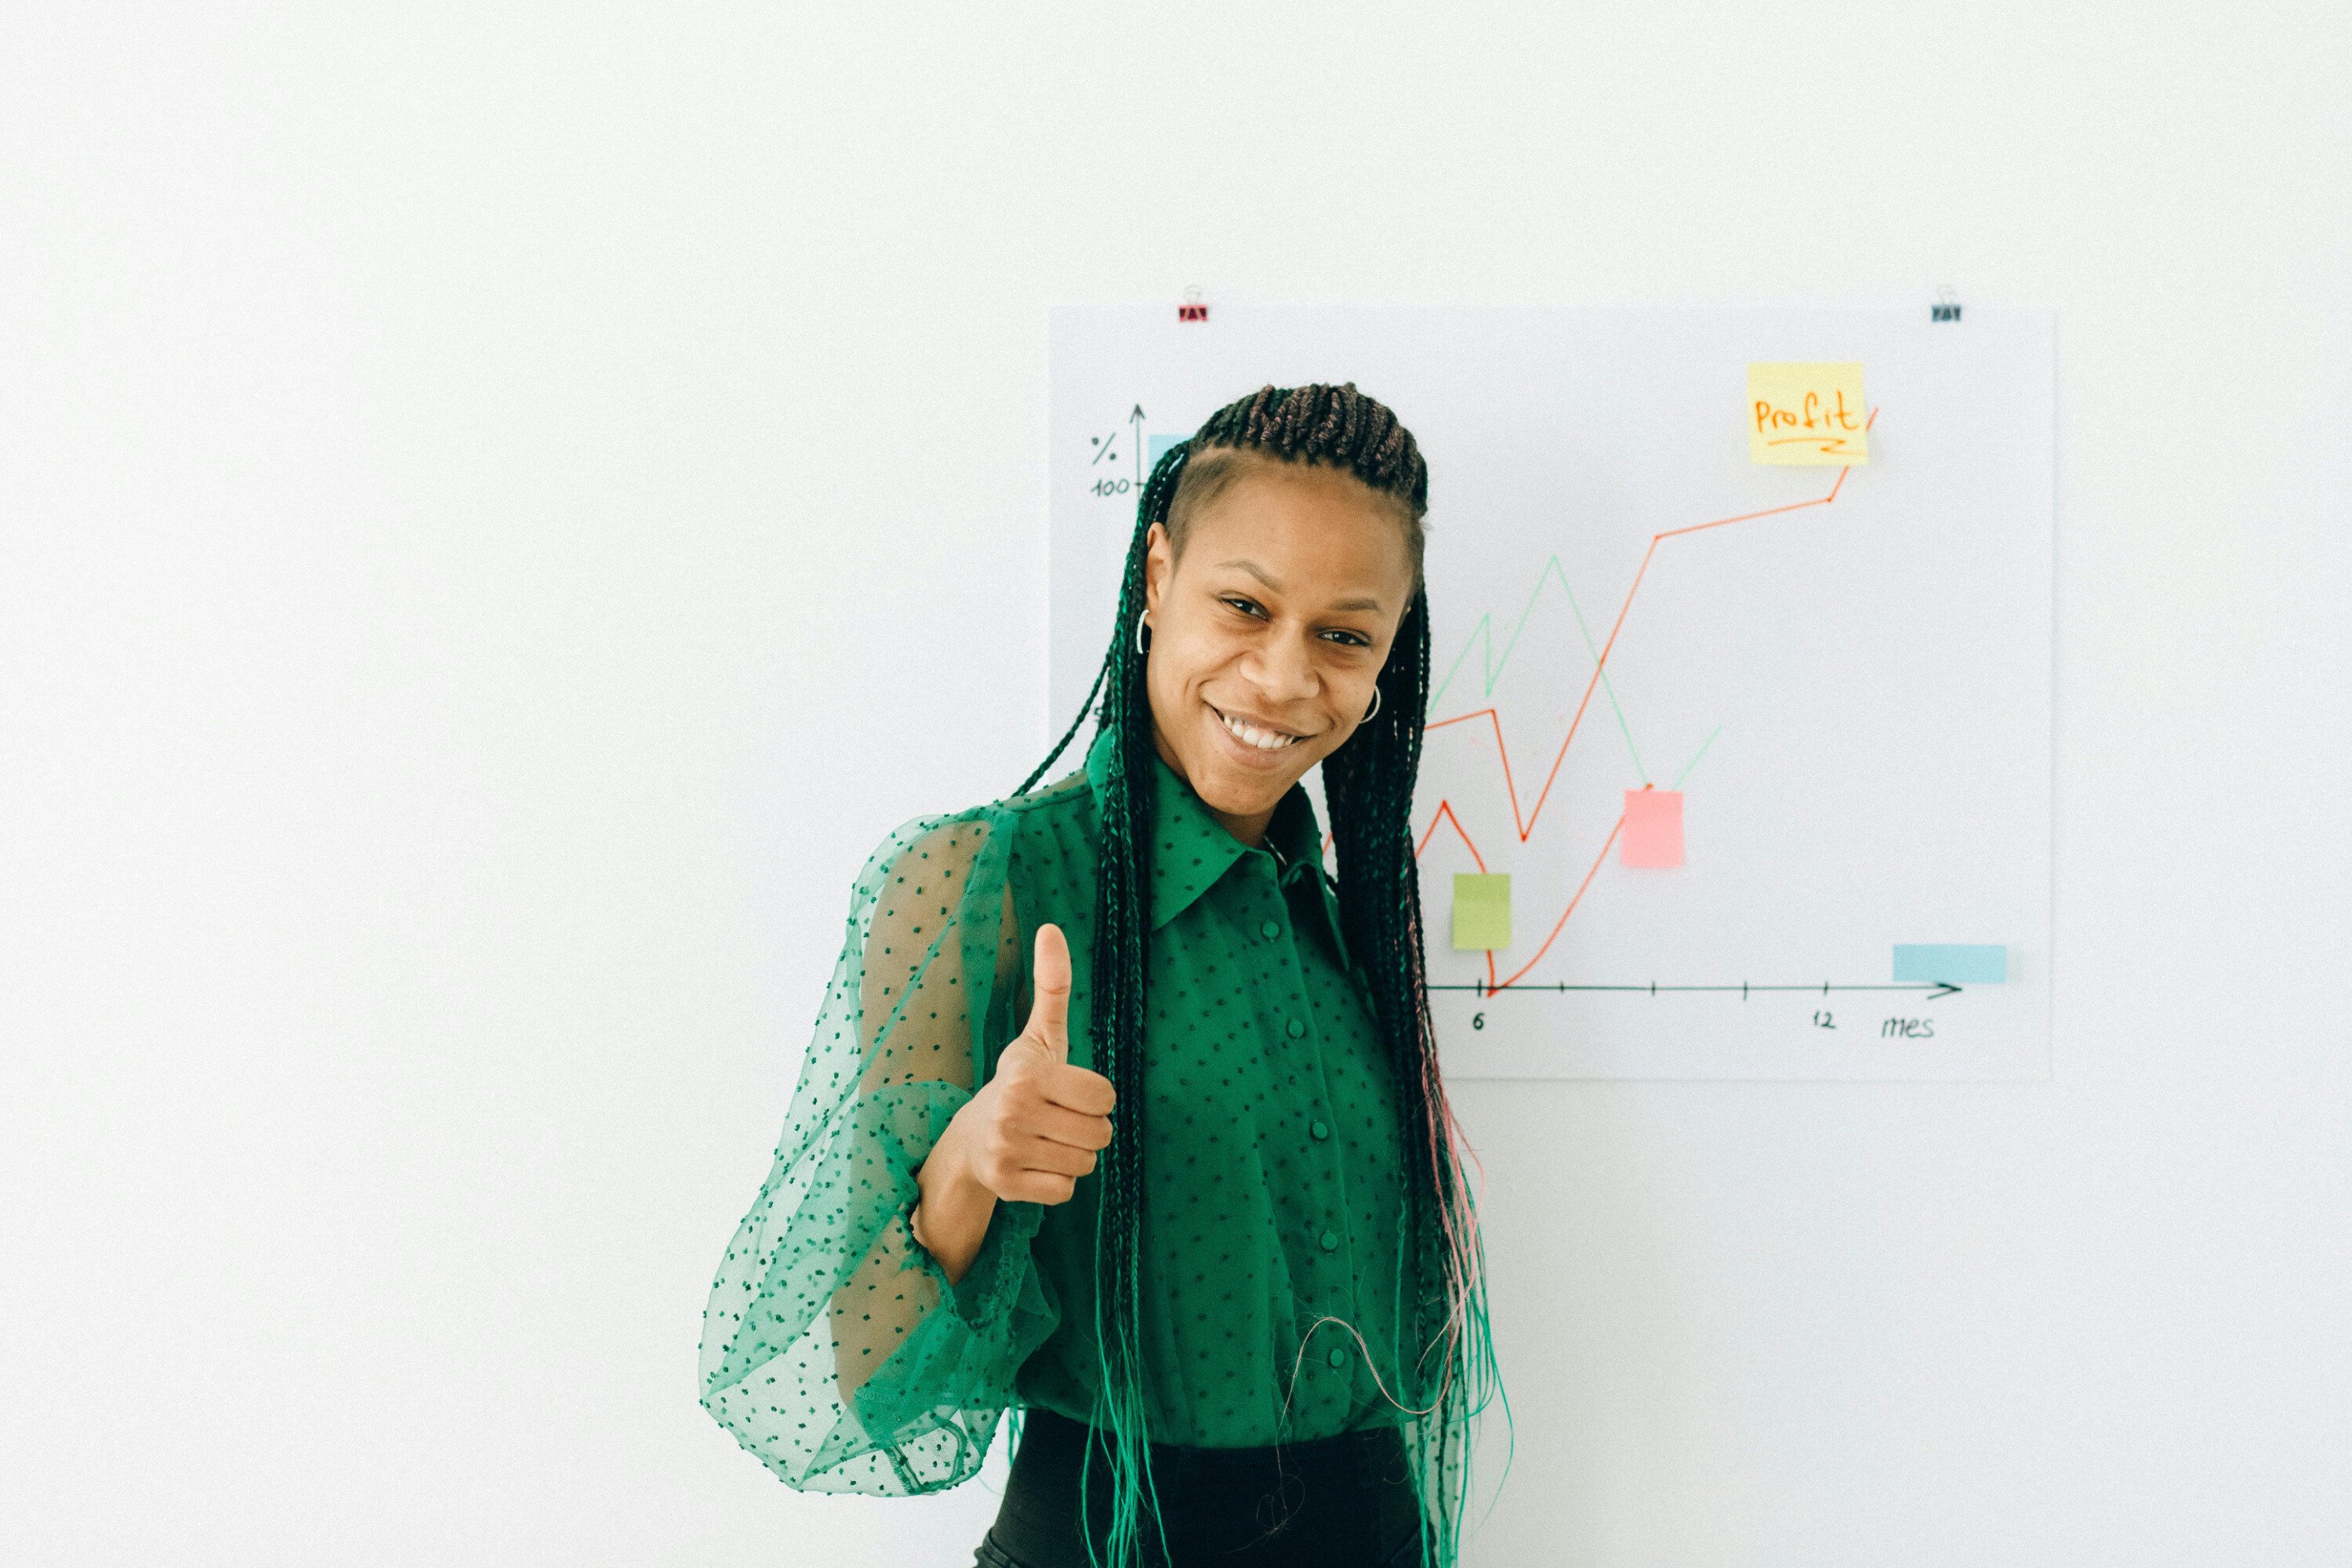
left=1140, top=454, right=1420, bottom=847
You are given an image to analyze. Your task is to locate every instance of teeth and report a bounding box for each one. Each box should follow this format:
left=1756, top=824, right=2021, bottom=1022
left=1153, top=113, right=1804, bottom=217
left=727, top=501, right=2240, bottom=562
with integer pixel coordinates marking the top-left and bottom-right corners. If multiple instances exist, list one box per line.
left=1217, top=709, right=1302, bottom=750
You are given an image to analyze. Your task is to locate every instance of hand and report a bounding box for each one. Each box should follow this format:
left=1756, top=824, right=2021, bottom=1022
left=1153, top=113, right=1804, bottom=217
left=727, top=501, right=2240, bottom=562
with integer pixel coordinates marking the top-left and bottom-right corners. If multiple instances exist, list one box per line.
left=954, top=922, right=1116, bottom=1205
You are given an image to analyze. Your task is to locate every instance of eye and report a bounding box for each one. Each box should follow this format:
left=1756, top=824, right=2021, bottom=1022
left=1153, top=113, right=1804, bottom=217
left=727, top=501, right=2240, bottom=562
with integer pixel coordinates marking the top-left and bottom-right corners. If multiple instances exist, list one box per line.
left=1218, top=594, right=1372, bottom=649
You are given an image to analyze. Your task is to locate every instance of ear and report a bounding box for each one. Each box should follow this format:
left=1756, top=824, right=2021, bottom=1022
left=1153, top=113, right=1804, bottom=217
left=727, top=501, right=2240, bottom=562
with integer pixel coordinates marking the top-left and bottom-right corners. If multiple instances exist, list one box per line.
left=1142, top=521, right=1173, bottom=616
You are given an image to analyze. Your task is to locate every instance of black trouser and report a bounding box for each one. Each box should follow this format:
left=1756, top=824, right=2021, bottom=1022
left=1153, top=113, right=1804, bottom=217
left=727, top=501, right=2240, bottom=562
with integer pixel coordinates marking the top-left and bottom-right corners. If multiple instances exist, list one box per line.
left=974, top=1406, right=1427, bottom=1568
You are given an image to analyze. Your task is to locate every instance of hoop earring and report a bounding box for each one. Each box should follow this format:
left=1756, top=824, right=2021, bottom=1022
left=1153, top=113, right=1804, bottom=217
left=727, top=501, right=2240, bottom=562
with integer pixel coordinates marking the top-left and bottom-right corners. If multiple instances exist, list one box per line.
left=1134, top=615, right=1152, bottom=655
left=1363, top=685, right=1381, bottom=722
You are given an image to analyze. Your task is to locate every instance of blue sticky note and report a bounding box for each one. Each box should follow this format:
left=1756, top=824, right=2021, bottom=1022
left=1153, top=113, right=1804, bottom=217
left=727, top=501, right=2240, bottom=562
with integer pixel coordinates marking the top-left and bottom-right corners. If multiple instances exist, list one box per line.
left=1892, top=944, right=2006, bottom=983
left=1149, top=434, right=1186, bottom=467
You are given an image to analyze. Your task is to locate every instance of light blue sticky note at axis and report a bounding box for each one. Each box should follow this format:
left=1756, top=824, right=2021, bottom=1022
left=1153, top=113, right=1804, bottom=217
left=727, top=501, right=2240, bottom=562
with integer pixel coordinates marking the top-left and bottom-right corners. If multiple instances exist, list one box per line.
left=1148, top=434, right=1186, bottom=467
left=1892, top=944, right=2007, bottom=984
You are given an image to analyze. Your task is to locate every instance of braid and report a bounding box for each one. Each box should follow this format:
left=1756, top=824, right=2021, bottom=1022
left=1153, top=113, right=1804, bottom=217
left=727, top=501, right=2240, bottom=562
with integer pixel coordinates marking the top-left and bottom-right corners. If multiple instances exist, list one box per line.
left=1018, top=384, right=1500, bottom=1568
left=1014, top=437, right=1187, bottom=1567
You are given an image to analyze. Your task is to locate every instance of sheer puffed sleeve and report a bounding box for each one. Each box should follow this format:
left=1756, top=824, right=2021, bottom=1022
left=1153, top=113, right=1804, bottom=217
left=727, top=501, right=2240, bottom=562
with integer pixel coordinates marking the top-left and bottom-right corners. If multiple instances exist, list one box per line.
left=699, top=807, right=1061, bottom=1494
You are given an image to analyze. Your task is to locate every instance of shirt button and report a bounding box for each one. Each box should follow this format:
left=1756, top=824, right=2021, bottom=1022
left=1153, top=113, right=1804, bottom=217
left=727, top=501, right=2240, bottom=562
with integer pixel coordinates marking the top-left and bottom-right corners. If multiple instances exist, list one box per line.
left=1285, top=1017, right=1306, bottom=1039
left=1260, top=919, right=1282, bottom=938
left=1327, top=1347, right=1348, bottom=1369
left=1318, top=1229, right=1339, bottom=1251
left=1309, top=1119, right=1330, bottom=1141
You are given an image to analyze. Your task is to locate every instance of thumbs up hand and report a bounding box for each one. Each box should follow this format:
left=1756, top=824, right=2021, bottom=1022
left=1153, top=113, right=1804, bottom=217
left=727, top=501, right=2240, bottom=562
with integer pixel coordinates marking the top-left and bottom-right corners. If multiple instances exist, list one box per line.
left=959, top=923, right=1116, bottom=1205
left=956, top=924, right=1116, bottom=1207
left=913, top=924, right=1116, bottom=1280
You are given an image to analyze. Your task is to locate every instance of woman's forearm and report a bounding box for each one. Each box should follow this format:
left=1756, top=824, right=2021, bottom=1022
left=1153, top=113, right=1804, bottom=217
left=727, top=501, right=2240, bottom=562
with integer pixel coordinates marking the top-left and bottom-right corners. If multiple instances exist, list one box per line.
left=909, top=1108, right=999, bottom=1284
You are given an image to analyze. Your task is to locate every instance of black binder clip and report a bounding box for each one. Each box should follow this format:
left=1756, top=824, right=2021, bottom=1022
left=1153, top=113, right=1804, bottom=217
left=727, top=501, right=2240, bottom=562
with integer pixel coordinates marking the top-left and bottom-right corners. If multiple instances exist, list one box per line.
left=1931, top=285, right=1962, bottom=323
left=1178, top=284, right=1208, bottom=324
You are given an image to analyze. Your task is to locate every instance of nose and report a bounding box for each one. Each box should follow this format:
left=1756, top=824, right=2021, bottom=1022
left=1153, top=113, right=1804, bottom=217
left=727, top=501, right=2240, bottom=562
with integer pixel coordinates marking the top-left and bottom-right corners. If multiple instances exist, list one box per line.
left=1241, top=626, right=1320, bottom=707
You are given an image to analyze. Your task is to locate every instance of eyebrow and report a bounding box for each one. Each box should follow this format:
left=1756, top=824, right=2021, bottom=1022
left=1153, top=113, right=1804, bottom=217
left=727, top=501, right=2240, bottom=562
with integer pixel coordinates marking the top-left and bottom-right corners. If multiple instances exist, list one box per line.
left=1216, top=559, right=1385, bottom=615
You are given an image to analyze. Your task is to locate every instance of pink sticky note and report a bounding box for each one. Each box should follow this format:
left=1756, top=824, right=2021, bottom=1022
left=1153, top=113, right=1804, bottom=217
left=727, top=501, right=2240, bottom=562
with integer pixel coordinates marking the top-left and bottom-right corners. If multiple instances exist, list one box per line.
left=1621, top=788, right=1683, bottom=868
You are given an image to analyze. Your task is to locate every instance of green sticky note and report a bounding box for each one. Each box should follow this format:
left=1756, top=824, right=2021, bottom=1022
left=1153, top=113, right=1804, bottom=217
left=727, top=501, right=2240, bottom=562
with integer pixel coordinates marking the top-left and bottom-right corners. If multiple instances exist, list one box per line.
left=1452, top=873, right=1511, bottom=951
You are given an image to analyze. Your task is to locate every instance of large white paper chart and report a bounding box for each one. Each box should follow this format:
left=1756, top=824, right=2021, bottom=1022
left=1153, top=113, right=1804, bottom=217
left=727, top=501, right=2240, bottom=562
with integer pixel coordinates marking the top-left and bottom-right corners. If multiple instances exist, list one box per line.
left=1048, top=304, right=2053, bottom=1081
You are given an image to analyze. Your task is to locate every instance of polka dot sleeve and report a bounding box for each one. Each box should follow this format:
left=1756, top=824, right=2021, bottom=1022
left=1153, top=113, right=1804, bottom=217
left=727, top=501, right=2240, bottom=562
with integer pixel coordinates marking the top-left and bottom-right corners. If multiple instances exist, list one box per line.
left=696, top=806, right=1058, bottom=1494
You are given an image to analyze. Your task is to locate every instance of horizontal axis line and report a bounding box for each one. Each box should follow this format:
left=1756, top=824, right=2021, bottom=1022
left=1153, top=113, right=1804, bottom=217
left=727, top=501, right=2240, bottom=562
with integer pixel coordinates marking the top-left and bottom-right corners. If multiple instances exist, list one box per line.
left=1428, top=981, right=1963, bottom=996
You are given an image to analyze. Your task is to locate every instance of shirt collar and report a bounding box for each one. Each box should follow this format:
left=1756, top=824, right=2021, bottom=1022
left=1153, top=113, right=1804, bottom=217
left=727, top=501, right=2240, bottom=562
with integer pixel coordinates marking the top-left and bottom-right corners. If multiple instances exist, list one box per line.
left=1083, top=724, right=1352, bottom=963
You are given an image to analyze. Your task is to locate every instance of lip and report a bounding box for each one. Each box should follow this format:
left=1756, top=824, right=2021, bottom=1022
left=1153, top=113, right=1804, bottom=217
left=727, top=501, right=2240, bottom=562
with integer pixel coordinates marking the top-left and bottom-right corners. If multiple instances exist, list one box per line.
left=1207, top=702, right=1316, bottom=770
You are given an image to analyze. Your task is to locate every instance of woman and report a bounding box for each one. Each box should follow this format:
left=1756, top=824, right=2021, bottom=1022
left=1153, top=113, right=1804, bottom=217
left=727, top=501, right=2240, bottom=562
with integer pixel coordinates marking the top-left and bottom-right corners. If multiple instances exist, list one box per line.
left=699, top=383, right=1504, bottom=1567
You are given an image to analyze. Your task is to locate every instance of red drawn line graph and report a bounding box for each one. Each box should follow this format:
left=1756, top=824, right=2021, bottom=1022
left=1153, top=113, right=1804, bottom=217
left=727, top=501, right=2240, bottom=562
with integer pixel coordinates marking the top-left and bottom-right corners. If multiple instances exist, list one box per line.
left=1417, top=408, right=1878, bottom=995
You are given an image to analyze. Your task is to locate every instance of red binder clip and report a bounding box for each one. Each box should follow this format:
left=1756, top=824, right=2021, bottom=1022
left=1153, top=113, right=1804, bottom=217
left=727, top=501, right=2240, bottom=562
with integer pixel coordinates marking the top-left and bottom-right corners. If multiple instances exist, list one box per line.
left=1177, top=285, right=1208, bottom=323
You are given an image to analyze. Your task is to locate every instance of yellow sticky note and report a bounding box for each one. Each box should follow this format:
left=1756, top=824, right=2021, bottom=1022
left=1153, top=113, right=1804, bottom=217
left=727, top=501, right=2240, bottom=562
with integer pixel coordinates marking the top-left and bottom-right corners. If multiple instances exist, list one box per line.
left=1452, top=873, right=1511, bottom=951
left=1748, top=362, right=1869, bottom=465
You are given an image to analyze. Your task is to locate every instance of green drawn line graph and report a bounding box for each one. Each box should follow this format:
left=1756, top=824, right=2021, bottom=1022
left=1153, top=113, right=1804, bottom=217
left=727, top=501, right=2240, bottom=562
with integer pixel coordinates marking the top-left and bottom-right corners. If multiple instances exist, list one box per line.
left=1432, top=554, right=1724, bottom=790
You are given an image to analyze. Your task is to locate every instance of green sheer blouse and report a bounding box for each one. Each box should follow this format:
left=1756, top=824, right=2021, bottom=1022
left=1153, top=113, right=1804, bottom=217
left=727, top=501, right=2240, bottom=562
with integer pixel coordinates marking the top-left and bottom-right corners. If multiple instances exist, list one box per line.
left=698, top=720, right=1418, bottom=1497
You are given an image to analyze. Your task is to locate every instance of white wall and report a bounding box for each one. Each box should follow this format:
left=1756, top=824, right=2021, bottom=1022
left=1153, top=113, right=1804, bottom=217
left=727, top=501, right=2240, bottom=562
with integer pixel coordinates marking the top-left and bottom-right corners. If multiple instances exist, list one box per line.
left=2, top=5, right=2346, bottom=1565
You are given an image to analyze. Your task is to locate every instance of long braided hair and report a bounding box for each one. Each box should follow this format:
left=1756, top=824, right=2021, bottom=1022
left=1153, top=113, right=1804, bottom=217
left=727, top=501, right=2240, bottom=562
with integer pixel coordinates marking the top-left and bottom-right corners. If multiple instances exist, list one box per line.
left=1016, top=383, right=1504, bottom=1567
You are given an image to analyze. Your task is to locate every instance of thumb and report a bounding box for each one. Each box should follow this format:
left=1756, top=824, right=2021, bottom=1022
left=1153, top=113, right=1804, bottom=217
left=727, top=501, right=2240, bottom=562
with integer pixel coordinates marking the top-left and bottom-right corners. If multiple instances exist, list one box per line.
left=1025, top=922, right=1072, bottom=1062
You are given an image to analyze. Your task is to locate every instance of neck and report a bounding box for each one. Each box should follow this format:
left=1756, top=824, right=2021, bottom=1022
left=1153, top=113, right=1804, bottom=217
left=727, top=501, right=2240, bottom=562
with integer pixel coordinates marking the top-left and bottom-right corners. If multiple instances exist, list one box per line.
left=1150, top=725, right=1276, bottom=848
left=1207, top=801, right=1276, bottom=850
